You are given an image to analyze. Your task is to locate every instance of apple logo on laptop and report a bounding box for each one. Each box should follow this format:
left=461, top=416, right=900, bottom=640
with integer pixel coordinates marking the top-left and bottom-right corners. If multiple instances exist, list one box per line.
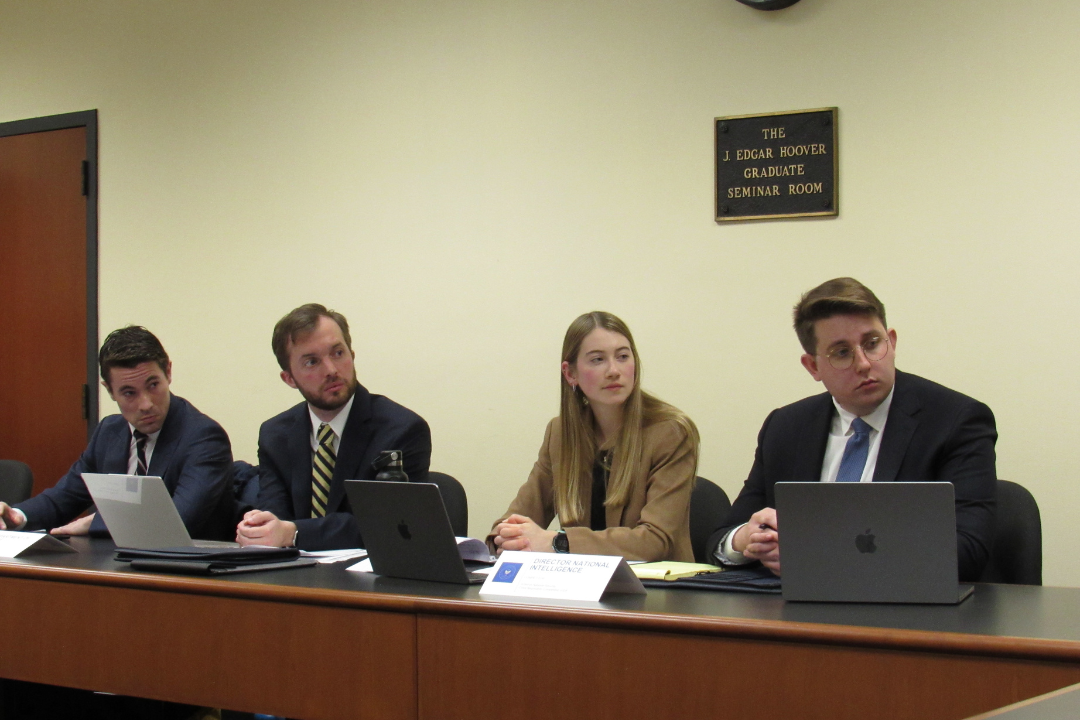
left=855, top=529, right=876, bottom=554
left=398, top=521, right=412, bottom=540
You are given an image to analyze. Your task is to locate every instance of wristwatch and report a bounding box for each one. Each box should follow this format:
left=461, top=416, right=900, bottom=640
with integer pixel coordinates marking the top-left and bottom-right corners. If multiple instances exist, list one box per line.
left=552, top=530, right=569, bottom=554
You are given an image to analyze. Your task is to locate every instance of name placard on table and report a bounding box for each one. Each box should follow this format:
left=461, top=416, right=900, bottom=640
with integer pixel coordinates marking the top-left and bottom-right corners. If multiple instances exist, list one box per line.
left=480, top=551, right=645, bottom=602
left=0, top=530, right=76, bottom=559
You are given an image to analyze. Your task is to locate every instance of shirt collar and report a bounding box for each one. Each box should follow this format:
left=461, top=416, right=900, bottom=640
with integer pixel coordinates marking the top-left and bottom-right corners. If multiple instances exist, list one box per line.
left=831, top=385, right=895, bottom=435
left=127, top=424, right=162, bottom=442
left=307, top=393, right=355, bottom=445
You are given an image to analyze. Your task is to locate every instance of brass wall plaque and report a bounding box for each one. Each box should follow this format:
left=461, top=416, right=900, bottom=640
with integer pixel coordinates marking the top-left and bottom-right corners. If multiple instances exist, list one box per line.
left=715, top=107, right=838, bottom=222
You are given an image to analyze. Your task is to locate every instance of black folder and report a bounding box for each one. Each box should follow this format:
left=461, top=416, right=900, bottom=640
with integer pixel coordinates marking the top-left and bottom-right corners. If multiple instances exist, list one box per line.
left=639, top=566, right=782, bottom=593
left=114, top=546, right=316, bottom=575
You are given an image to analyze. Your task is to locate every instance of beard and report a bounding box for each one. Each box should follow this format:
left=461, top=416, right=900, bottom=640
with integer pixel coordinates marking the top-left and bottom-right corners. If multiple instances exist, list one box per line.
left=299, top=373, right=358, bottom=412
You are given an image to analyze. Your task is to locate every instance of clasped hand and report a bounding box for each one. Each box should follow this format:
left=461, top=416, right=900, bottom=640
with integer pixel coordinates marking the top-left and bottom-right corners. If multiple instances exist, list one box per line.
left=732, top=507, right=781, bottom=575
left=492, top=514, right=556, bottom=555
left=236, top=509, right=296, bottom=547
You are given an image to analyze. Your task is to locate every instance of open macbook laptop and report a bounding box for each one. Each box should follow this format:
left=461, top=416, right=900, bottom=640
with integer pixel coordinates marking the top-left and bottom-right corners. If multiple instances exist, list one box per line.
left=775, top=481, right=973, bottom=604
left=82, top=473, right=238, bottom=549
left=345, top=479, right=490, bottom=585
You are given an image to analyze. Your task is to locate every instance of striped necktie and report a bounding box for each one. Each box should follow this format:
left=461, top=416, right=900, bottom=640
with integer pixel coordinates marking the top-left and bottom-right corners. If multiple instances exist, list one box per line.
left=835, top=417, right=871, bottom=483
left=133, top=430, right=149, bottom=476
left=311, top=423, right=337, bottom=518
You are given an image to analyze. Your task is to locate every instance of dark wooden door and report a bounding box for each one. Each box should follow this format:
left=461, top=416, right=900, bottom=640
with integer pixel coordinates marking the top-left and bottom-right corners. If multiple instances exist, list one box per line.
left=0, top=126, right=91, bottom=495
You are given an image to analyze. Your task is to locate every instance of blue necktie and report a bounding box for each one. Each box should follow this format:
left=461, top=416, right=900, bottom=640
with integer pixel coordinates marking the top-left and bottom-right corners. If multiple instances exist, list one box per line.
left=835, top=418, right=871, bottom=483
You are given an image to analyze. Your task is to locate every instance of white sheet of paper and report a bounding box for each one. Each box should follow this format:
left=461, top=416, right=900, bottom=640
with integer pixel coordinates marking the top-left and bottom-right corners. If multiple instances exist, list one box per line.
left=301, top=549, right=368, bottom=564
left=0, top=530, right=77, bottom=558
left=347, top=558, right=374, bottom=573
left=454, top=537, right=495, bottom=562
left=479, top=551, right=646, bottom=601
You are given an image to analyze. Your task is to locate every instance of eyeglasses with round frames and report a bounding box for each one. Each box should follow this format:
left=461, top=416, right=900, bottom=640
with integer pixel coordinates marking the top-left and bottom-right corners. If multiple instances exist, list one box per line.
left=821, top=335, right=890, bottom=370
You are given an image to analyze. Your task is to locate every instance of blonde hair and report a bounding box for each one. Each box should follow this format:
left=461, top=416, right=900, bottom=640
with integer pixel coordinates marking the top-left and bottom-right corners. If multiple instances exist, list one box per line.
left=555, top=312, right=699, bottom=524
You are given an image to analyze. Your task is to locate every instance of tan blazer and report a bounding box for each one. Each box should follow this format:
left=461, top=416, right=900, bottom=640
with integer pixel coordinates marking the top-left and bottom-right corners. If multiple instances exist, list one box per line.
left=488, top=416, right=697, bottom=562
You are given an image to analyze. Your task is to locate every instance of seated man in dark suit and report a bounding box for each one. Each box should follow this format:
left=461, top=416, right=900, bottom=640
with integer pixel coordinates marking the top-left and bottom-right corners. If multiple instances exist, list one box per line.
left=236, top=303, right=432, bottom=550
left=0, top=325, right=235, bottom=541
left=709, top=278, right=997, bottom=582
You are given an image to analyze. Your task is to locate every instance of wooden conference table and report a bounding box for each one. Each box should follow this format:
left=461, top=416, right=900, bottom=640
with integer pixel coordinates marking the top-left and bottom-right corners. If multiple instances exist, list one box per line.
left=3, top=538, right=1080, bottom=720
left=967, top=682, right=1080, bottom=719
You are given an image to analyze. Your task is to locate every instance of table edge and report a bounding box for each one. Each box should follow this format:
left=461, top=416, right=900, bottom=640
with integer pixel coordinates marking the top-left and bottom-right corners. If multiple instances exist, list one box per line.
left=3, top=561, right=1077, bottom=664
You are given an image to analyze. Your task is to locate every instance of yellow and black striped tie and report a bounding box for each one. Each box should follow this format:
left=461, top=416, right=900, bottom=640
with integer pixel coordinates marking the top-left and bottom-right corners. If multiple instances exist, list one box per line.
left=311, top=423, right=336, bottom=518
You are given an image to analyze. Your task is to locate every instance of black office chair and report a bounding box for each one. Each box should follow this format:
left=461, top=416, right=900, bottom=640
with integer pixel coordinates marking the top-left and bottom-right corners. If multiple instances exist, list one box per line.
left=0, top=460, right=33, bottom=506
left=427, top=471, right=469, bottom=537
left=978, top=479, right=1042, bottom=586
left=689, top=476, right=731, bottom=564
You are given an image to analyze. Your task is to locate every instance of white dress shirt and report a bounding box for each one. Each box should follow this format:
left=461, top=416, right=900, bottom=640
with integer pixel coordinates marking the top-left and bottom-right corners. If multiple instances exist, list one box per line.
left=307, top=394, right=354, bottom=455
left=818, top=387, right=894, bottom=484
left=126, top=425, right=162, bottom=475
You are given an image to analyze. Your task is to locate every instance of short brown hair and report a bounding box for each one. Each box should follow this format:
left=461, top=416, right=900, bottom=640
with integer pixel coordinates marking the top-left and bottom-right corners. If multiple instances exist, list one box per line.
left=793, top=278, right=887, bottom=355
left=271, top=303, right=353, bottom=372
left=99, top=326, right=169, bottom=388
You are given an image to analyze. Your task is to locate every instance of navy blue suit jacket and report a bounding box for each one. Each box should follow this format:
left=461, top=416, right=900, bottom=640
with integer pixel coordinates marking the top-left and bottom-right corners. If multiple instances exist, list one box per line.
left=708, top=371, right=998, bottom=581
left=16, top=394, right=236, bottom=541
left=256, top=384, right=431, bottom=551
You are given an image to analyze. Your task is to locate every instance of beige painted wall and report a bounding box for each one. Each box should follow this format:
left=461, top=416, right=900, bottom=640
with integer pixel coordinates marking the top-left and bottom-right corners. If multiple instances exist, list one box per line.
left=3, top=1, right=1078, bottom=583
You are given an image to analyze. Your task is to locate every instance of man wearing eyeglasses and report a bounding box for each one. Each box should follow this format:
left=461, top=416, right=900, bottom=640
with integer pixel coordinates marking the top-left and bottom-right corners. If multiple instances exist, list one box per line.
left=709, top=277, right=997, bottom=581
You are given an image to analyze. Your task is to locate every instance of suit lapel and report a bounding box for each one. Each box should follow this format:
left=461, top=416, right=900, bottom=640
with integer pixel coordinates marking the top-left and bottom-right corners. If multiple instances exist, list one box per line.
left=104, top=422, right=133, bottom=474
left=329, top=387, right=375, bottom=512
left=605, top=451, right=622, bottom=528
left=796, top=393, right=834, bottom=481
left=146, top=395, right=181, bottom=480
left=606, top=497, right=621, bottom=529
left=288, top=406, right=315, bottom=518
left=874, top=372, right=919, bottom=483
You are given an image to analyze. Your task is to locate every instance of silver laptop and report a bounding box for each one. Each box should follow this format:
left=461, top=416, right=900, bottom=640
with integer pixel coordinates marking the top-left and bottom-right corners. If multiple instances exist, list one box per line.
left=775, top=482, right=974, bottom=604
left=82, top=473, right=238, bottom=549
left=345, top=479, right=489, bottom=585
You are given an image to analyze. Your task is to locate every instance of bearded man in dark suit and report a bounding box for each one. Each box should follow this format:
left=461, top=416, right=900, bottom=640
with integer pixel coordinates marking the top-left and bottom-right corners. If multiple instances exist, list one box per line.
left=236, top=303, right=431, bottom=550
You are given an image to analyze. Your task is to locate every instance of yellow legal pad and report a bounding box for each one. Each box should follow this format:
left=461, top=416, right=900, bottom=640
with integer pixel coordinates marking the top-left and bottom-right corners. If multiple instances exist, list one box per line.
left=631, top=562, right=725, bottom=581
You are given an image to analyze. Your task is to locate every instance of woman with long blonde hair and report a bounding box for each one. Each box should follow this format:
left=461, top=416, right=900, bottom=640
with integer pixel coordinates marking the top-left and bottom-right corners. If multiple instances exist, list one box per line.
left=489, top=311, right=699, bottom=561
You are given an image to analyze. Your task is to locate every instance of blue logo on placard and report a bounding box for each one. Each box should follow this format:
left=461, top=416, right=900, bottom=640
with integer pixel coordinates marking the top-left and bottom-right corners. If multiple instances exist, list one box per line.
left=493, top=562, right=523, bottom=583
